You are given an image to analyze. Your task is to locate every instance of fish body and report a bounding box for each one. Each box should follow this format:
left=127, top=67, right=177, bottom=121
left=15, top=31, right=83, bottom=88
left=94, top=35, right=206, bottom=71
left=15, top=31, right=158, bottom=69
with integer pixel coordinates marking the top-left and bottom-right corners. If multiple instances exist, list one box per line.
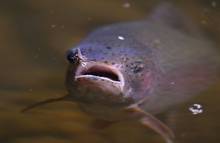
left=65, top=4, right=220, bottom=142
left=66, top=8, right=220, bottom=115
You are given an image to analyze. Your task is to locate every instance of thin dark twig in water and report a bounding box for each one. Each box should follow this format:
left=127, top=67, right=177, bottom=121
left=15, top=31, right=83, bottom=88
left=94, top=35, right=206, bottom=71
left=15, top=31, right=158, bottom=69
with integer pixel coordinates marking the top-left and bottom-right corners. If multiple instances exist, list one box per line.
left=21, top=95, right=68, bottom=113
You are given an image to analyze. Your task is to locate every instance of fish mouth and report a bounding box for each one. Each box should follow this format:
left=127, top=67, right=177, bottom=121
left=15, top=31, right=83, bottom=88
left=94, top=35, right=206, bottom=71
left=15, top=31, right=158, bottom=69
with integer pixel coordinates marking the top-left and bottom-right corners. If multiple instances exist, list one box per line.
left=75, top=62, right=125, bottom=93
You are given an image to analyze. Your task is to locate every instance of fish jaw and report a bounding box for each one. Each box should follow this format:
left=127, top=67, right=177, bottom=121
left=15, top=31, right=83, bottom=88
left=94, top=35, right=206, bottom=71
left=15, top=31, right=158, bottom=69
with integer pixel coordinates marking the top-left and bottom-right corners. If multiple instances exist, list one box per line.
left=66, top=61, right=134, bottom=106
left=75, top=62, right=125, bottom=95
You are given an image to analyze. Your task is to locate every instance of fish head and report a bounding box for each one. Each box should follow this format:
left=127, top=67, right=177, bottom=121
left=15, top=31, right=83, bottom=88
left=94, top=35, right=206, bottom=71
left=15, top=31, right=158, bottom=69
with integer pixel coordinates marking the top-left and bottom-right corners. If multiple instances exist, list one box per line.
left=66, top=31, right=157, bottom=108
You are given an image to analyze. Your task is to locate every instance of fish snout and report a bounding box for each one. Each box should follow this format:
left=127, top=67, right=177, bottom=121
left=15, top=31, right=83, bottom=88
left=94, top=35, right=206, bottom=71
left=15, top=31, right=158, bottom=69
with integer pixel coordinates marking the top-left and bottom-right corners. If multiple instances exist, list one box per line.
left=65, top=48, right=133, bottom=105
left=66, top=48, right=85, bottom=64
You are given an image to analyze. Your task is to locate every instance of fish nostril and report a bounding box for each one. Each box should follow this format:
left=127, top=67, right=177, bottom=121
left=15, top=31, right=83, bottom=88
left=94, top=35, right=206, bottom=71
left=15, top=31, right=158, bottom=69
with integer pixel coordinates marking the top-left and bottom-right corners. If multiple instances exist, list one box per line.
left=66, top=49, right=78, bottom=64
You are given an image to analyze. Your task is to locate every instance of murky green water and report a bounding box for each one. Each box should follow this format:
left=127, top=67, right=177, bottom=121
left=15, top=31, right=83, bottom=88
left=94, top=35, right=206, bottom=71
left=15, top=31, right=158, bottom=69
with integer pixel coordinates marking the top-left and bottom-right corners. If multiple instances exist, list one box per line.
left=1, top=0, right=220, bottom=143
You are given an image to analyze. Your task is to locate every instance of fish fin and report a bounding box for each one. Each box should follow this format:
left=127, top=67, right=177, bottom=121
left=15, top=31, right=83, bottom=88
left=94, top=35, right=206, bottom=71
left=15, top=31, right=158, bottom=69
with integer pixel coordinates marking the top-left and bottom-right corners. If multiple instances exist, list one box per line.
left=125, top=105, right=175, bottom=143
left=21, top=95, right=69, bottom=113
left=149, top=2, right=203, bottom=37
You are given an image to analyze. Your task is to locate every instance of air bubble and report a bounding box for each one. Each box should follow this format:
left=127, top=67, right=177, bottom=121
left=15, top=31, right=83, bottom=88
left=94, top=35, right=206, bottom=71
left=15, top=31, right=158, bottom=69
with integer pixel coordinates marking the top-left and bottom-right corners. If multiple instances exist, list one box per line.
left=189, top=104, right=203, bottom=115
left=122, top=2, right=131, bottom=8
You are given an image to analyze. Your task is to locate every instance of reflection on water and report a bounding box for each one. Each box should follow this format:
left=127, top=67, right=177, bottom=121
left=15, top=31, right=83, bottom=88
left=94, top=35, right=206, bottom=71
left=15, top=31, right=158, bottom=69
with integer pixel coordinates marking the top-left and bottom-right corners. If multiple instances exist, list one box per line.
left=0, top=0, right=220, bottom=143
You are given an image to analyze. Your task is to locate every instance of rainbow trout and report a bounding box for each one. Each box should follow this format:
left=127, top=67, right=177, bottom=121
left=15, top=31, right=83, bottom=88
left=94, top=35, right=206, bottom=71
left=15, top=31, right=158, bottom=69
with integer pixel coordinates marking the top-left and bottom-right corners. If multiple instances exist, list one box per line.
left=23, top=3, right=220, bottom=143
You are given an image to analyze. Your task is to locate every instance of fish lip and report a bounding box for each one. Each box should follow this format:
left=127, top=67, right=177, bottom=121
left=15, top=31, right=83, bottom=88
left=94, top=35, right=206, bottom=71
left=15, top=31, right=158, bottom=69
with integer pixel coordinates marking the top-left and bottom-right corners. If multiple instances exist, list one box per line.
left=74, top=62, right=125, bottom=91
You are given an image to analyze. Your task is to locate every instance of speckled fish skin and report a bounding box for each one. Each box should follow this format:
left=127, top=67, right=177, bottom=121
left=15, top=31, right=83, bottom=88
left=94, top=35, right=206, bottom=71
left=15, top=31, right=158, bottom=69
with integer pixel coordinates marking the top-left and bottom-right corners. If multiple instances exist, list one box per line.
left=66, top=4, right=220, bottom=117
left=66, top=27, right=157, bottom=105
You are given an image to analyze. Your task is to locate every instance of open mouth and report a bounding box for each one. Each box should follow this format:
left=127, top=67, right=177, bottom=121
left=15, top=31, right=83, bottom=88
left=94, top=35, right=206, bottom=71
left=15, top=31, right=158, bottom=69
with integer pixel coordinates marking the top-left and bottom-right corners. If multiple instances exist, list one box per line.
left=81, top=66, right=120, bottom=81
left=75, top=63, right=124, bottom=90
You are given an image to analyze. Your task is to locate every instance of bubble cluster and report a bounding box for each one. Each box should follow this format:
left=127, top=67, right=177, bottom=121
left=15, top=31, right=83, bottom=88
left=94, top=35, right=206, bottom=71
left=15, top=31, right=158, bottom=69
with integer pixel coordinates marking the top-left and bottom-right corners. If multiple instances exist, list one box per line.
left=189, top=104, right=203, bottom=115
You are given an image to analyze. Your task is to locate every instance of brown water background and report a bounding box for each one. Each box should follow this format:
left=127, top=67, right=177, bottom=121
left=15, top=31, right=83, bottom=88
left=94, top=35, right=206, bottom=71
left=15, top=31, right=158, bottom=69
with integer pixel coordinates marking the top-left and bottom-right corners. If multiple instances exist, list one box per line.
left=0, top=0, right=220, bottom=143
